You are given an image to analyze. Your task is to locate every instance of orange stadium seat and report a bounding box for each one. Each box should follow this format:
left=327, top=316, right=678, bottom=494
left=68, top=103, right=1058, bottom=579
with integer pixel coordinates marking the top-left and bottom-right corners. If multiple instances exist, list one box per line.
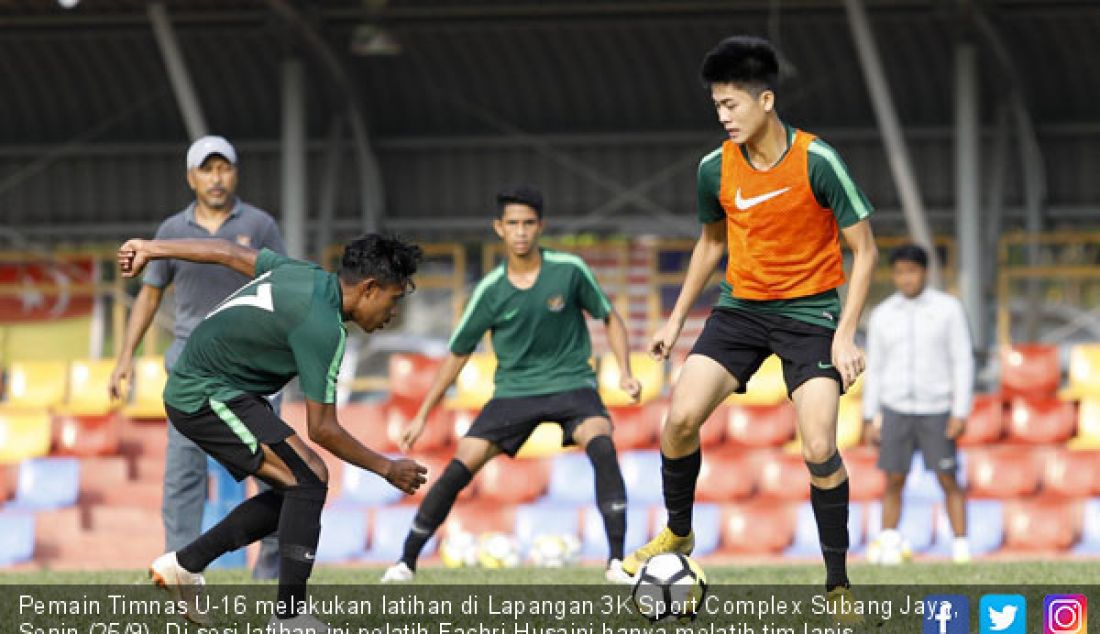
left=598, top=352, right=664, bottom=406
left=121, top=357, right=167, bottom=420
left=696, top=447, right=756, bottom=502
left=725, top=402, right=796, bottom=447
left=727, top=354, right=787, bottom=406
left=387, top=353, right=445, bottom=402
left=0, top=409, right=52, bottom=464
left=842, top=446, right=886, bottom=502
left=755, top=450, right=811, bottom=500
left=966, top=446, right=1041, bottom=498
left=55, top=359, right=118, bottom=417
left=1040, top=447, right=1100, bottom=498
left=958, top=393, right=1005, bottom=446
left=1065, top=343, right=1100, bottom=399
left=719, top=502, right=796, bottom=553
left=1002, top=498, right=1082, bottom=552
left=1005, top=395, right=1076, bottom=444
left=52, top=413, right=120, bottom=457
left=1000, top=344, right=1061, bottom=398
left=2, top=360, right=68, bottom=410
left=474, top=457, right=550, bottom=503
left=446, top=353, right=496, bottom=410
left=1068, top=396, right=1100, bottom=449
left=607, top=401, right=662, bottom=449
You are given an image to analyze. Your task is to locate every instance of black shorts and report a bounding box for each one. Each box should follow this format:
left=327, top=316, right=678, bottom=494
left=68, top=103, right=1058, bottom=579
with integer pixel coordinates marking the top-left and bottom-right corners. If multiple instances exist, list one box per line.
left=690, top=307, right=844, bottom=398
left=465, top=387, right=610, bottom=457
left=165, top=394, right=294, bottom=481
left=877, top=408, right=957, bottom=474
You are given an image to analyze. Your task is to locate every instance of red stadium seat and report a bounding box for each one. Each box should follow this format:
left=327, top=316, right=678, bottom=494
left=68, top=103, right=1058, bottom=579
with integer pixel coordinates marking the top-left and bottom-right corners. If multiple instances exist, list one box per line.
left=1040, top=448, right=1100, bottom=498
left=966, top=446, right=1042, bottom=498
left=52, top=413, right=120, bottom=457
left=1000, top=344, right=1061, bottom=398
left=473, top=458, right=550, bottom=503
left=696, top=447, right=755, bottom=502
left=725, top=402, right=796, bottom=447
left=388, top=353, right=445, bottom=402
left=442, top=501, right=516, bottom=538
left=959, top=393, right=1005, bottom=446
left=384, top=397, right=453, bottom=453
left=608, top=400, right=663, bottom=450
left=1002, top=498, right=1082, bottom=552
left=754, top=450, right=810, bottom=500
left=719, top=502, right=796, bottom=553
left=841, top=446, right=886, bottom=502
left=1005, top=395, right=1076, bottom=444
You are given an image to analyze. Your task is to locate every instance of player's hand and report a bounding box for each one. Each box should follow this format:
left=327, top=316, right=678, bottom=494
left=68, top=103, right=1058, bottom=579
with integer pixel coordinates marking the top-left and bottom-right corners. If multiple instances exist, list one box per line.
left=620, top=375, right=642, bottom=404
left=945, top=416, right=966, bottom=440
left=108, top=359, right=132, bottom=401
left=118, top=239, right=151, bottom=278
left=862, top=419, right=881, bottom=446
left=648, top=320, right=683, bottom=360
left=831, top=335, right=865, bottom=391
left=385, top=458, right=428, bottom=495
left=398, top=415, right=427, bottom=452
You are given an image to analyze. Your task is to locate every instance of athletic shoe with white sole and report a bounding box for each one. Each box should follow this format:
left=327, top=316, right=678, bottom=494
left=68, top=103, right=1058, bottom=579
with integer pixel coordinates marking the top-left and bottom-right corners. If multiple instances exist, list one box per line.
left=148, top=551, right=212, bottom=625
left=604, top=559, right=633, bottom=584
left=380, top=561, right=415, bottom=583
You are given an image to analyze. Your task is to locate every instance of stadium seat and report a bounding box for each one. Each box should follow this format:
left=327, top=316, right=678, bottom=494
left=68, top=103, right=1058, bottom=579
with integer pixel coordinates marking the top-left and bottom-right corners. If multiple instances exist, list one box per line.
left=329, top=401, right=393, bottom=452
left=966, top=446, right=1040, bottom=498
left=1065, top=343, right=1100, bottom=399
left=316, top=504, right=368, bottom=563
left=2, top=360, right=67, bottom=410
left=785, top=501, right=865, bottom=557
left=121, top=356, right=168, bottom=420
left=407, top=452, right=476, bottom=503
left=10, top=456, right=79, bottom=509
left=388, top=353, right=445, bottom=401
left=1002, top=498, right=1081, bottom=552
left=385, top=397, right=453, bottom=452
left=725, top=402, right=796, bottom=447
left=608, top=401, right=663, bottom=449
left=516, top=422, right=566, bottom=458
left=55, top=359, right=118, bottom=416
left=341, top=462, right=404, bottom=506
left=580, top=504, right=650, bottom=559
left=864, top=499, right=936, bottom=553
left=513, top=503, right=581, bottom=546
left=446, top=353, right=496, bottom=409
left=1000, top=344, right=1061, bottom=398
left=719, top=502, right=796, bottom=553
left=1040, top=448, right=1100, bottom=498
left=928, top=499, right=1004, bottom=557
left=1068, top=396, right=1100, bottom=449
left=1005, top=395, right=1076, bottom=444
left=474, top=457, right=550, bottom=503
left=959, top=393, right=1005, bottom=446
left=0, top=409, right=52, bottom=463
left=841, top=447, right=886, bottom=502
left=903, top=450, right=969, bottom=502
left=0, top=512, right=35, bottom=565
left=697, top=447, right=756, bottom=502
left=835, top=396, right=864, bottom=450
left=598, top=353, right=664, bottom=406
left=443, top=501, right=517, bottom=538
left=544, top=451, right=595, bottom=504
left=755, top=451, right=810, bottom=500
left=52, top=413, right=120, bottom=456
left=727, top=355, right=787, bottom=406
left=1071, top=497, right=1100, bottom=555
left=619, top=450, right=663, bottom=504
left=364, top=505, right=437, bottom=562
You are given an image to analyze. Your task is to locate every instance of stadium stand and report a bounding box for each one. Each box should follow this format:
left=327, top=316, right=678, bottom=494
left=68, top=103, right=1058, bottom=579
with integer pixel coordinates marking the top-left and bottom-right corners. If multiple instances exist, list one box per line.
left=388, top=353, right=445, bottom=402
left=618, top=450, right=664, bottom=504
left=755, top=451, right=811, bottom=500
left=967, top=446, right=1041, bottom=498
left=120, top=357, right=168, bottom=420
left=719, top=502, right=797, bottom=553
left=928, top=499, right=1004, bottom=557
left=580, top=504, right=649, bottom=558
left=0, top=512, right=35, bottom=565
left=696, top=447, right=756, bottom=502
left=1006, top=395, right=1077, bottom=444
left=316, top=504, right=369, bottom=563
left=864, top=499, right=936, bottom=554
left=55, top=359, right=116, bottom=417
left=544, top=451, right=595, bottom=505
left=473, top=457, right=550, bottom=503
left=598, top=352, right=664, bottom=406
left=727, top=355, right=787, bottom=406
left=10, top=457, right=79, bottom=509
left=1, top=360, right=67, bottom=411
left=364, top=505, right=437, bottom=563
left=842, top=447, right=886, bottom=501
left=0, top=409, right=52, bottom=464
left=1071, top=498, right=1100, bottom=555
left=340, top=462, right=404, bottom=506
left=725, top=402, right=796, bottom=447
left=1068, top=396, right=1100, bottom=449
left=1000, top=344, right=1061, bottom=398
left=446, top=353, right=496, bottom=410
left=513, top=503, right=581, bottom=547
left=1040, top=447, right=1100, bottom=498
left=786, top=501, right=865, bottom=557
left=1065, top=343, right=1100, bottom=399
left=1002, top=498, right=1081, bottom=552
left=606, top=401, right=662, bottom=449
left=385, top=397, right=453, bottom=453
left=959, top=393, right=1005, bottom=446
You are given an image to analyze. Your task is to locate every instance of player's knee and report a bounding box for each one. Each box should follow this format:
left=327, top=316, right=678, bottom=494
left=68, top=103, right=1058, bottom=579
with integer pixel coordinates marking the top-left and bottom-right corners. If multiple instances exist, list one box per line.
left=664, top=406, right=704, bottom=439
left=800, top=437, right=836, bottom=465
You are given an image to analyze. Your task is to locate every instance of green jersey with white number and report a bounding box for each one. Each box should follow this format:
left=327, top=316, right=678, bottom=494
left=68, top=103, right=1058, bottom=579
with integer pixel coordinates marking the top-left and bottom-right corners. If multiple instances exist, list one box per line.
left=164, top=249, right=346, bottom=413
left=449, top=249, right=612, bottom=398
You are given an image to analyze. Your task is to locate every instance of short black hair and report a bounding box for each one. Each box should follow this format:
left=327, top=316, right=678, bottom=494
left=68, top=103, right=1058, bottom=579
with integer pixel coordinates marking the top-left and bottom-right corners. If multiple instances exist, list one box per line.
left=496, top=184, right=544, bottom=218
left=890, top=243, right=929, bottom=268
left=339, top=233, right=422, bottom=289
left=700, top=35, right=780, bottom=95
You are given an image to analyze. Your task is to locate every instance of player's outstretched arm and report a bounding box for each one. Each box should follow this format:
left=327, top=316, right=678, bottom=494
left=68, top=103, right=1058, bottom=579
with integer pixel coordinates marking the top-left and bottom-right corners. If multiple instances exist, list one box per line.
left=400, top=352, right=471, bottom=451
left=118, top=238, right=259, bottom=279
left=605, top=309, right=641, bottom=403
left=832, top=219, right=879, bottom=390
left=650, top=220, right=726, bottom=359
left=109, top=284, right=165, bottom=401
left=304, top=398, right=427, bottom=494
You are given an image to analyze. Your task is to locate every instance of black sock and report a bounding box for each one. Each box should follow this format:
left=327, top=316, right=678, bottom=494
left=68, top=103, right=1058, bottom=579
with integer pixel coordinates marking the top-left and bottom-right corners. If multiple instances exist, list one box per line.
left=276, top=484, right=327, bottom=619
left=401, top=460, right=473, bottom=570
left=662, top=449, right=701, bottom=537
left=176, top=489, right=283, bottom=573
left=810, top=479, right=850, bottom=591
left=585, top=436, right=627, bottom=561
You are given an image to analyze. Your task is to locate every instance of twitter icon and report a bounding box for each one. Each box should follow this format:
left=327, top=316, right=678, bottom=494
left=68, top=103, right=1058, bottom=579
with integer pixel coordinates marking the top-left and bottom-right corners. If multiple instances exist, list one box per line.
left=980, top=595, right=1027, bottom=634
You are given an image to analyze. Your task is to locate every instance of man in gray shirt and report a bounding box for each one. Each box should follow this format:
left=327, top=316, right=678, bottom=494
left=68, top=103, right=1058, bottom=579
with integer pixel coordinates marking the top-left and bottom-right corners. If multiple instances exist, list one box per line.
left=109, top=135, right=285, bottom=578
left=862, top=244, right=974, bottom=564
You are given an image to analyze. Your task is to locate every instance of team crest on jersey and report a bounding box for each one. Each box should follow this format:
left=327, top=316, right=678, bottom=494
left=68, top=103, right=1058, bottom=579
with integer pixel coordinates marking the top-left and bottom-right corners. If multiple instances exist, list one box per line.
left=235, top=235, right=252, bottom=247
left=547, top=294, right=565, bottom=312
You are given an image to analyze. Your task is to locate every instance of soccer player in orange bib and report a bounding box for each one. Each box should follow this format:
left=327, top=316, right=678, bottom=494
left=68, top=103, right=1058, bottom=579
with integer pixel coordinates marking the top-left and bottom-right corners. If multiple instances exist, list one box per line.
left=622, top=36, right=878, bottom=603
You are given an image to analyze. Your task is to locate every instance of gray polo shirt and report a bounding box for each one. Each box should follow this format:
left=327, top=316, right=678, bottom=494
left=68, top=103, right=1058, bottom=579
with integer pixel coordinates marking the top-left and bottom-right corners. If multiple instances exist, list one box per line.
left=143, top=199, right=285, bottom=367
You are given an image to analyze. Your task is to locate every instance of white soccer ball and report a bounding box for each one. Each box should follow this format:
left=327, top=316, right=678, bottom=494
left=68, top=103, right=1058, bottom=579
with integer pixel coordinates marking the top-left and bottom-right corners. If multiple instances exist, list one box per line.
left=528, top=534, right=581, bottom=568
left=477, top=532, right=521, bottom=569
left=440, top=530, right=479, bottom=568
left=631, top=553, right=708, bottom=622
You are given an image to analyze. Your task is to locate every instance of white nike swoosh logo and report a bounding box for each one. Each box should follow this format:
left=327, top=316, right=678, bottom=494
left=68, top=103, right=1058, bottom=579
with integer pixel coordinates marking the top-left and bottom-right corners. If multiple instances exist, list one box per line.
left=734, top=186, right=790, bottom=210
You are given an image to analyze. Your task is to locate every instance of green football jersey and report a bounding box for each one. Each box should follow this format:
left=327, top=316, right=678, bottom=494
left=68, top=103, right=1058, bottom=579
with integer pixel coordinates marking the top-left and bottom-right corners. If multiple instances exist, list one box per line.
left=449, top=249, right=612, bottom=399
left=163, top=249, right=346, bottom=413
left=696, top=122, right=874, bottom=330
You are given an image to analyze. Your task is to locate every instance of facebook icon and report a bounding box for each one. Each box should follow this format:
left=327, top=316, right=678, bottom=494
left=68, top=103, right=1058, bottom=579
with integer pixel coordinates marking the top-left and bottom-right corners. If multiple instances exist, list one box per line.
left=923, top=594, right=970, bottom=634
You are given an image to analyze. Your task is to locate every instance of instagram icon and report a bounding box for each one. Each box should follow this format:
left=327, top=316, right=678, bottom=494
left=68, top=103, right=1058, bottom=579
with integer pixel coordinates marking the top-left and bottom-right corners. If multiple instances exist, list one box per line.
left=1045, top=595, right=1088, bottom=634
